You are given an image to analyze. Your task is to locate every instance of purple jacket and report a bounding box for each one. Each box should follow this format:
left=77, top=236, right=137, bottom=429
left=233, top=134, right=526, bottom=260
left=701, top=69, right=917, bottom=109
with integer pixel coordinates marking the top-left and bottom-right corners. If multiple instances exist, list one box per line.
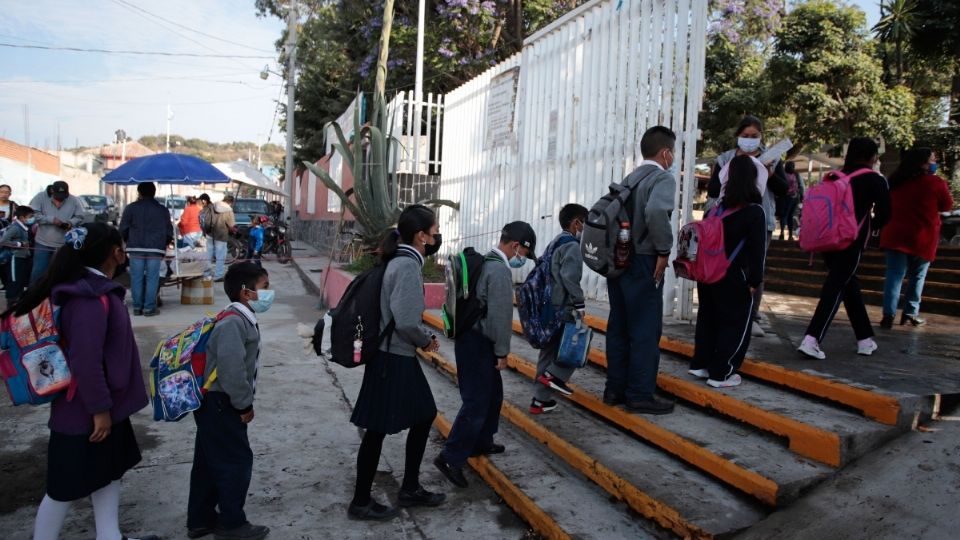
left=48, top=271, right=148, bottom=435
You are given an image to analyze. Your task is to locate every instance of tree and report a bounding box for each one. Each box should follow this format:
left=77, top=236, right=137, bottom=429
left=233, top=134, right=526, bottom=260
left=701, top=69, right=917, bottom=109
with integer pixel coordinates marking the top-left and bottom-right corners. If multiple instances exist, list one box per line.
left=767, top=0, right=915, bottom=152
left=873, top=0, right=918, bottom=85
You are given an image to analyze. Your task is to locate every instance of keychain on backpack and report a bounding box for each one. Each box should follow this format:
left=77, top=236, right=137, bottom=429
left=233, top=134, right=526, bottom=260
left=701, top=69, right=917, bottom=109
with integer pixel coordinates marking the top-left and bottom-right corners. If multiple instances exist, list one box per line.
left=353, top=318, right=363, bottom=364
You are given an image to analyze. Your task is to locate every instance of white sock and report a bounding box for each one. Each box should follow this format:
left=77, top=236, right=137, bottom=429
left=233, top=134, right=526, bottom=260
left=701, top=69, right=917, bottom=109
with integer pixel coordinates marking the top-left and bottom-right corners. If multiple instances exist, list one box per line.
left=858, top=338, right=876, bottom=348
left=33, top=494, right=72, bottom=540
left=91, top=481, right=122, bottom=540
left=802, top=335, right=819, bottom=348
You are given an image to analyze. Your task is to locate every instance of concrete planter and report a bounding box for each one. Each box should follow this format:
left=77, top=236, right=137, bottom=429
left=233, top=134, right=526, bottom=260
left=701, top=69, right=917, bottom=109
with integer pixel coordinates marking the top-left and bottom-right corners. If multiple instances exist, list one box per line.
left=322, top=266, right=445, bottom=310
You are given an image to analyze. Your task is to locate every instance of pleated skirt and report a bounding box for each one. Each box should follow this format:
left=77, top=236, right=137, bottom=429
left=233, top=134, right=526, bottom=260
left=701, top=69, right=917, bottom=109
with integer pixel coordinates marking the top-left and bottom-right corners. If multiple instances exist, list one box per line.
left=350, top=350, right=437, bottom=435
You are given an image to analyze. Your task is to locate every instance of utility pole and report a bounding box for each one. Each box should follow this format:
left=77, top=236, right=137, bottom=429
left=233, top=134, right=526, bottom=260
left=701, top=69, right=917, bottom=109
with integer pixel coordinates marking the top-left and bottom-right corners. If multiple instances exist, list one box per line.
left=413, top=0, right=425, bottom=178
left=23, top=105, right=32, bottom=188
left=166, top=104, right=173, bottom=153
left=284, top=0, right=298, bottom=220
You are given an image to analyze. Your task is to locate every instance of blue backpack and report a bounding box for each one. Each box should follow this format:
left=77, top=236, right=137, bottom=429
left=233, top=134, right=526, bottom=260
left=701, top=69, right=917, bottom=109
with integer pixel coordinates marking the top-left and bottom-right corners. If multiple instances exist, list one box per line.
left=517, top=235, right=578, bottom=349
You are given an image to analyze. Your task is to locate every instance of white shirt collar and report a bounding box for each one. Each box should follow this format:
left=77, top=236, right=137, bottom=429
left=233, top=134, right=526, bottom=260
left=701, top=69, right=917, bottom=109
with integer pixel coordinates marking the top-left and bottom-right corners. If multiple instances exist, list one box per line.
left=85, top=266, right=108, bottom=278
left=640, top=159, right=665, bottom=171
left=397, top=243, right=424, bottom=266
left=491, top=247, right=510, bottom=267
left=227, top=302, right=258, bottom=325
left=16, top=219, right=29, bottom=231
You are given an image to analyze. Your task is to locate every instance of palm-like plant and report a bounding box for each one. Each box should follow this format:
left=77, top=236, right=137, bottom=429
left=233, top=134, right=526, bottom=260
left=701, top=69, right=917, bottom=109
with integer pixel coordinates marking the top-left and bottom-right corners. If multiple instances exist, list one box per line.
left=873, top=0, right=918, bottom=84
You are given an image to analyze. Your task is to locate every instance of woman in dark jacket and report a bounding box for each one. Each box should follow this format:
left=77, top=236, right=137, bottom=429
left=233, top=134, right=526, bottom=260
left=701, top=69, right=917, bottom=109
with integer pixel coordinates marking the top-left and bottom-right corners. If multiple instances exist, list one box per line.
left=690, top=155, right=768, bottom=388
left=4, top=223, right=154, bottom=540
left=348, top=205, right=445, bottom=520
left=879, top=148, right=955, bottom=328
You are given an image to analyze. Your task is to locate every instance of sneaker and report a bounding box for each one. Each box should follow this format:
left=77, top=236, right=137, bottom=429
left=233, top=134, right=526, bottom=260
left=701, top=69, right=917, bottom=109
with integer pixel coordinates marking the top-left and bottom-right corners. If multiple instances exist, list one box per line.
left=529, top=398, right=558, bottom=415
left=625, top=397, right=675, bottom=415
left=707, top=374, right=742, bottom=388
left=751, top=321, right=766, bottom=337
left=398, top=487, right=446, bottom=508
left=347, top=499, right=400, bottom=520
left=537, top=372, right=573, bottom=396
left=798, top=338, right=826, bottom=360
left=687, top=368, right=709, bottom=379
left=879, top=315, right=894, bottom=330
left=857, top=339, right=878, bottom=356
left=213, top=522, right=269, bottom=540
left=900, top=313, right=927, bottom=327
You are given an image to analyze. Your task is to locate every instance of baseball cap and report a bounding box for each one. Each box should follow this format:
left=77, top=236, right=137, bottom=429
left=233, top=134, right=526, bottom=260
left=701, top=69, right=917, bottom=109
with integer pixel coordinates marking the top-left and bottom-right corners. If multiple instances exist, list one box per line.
left=51, top=181, right=69, bottom=200
left=501, top=221, right=537, bottom=258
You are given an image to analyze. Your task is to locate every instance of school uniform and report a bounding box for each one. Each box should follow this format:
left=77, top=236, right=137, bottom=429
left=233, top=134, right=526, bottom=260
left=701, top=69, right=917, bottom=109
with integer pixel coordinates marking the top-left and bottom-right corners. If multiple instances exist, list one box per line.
left=805, top=168, right=890, bottom=342
left=690, top=205, right=767, bottom=381
left=188, top=302, right=261, bottom=531
left=441, top=248, right=513, bottom=468
left=1, top=219, right=33, bottom=300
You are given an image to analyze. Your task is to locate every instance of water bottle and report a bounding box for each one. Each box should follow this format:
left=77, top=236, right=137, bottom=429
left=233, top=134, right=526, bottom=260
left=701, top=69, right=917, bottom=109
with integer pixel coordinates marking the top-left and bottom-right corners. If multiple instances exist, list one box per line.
left=614, top=221, right=631, bottom=269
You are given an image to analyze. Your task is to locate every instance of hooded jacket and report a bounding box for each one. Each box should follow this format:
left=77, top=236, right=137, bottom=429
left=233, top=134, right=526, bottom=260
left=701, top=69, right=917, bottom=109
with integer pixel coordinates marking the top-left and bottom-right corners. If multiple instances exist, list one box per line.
left=48, top=270, right=148, bottom=435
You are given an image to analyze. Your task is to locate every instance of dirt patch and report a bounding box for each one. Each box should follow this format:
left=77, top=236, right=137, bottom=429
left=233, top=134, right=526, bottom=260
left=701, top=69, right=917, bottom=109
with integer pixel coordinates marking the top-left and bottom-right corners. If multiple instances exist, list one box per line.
left=0, top=436, right=47, bottom=514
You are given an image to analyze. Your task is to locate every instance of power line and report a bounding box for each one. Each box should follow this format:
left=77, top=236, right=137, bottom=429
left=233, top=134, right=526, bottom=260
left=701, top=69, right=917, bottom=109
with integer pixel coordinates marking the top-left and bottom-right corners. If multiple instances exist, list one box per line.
left=0, top=42, right=274, bottom=59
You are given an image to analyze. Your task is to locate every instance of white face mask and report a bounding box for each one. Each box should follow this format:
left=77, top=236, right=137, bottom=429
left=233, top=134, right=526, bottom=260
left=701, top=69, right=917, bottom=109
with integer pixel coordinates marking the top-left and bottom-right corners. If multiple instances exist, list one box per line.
left=737, top=137, right=761, bottom=153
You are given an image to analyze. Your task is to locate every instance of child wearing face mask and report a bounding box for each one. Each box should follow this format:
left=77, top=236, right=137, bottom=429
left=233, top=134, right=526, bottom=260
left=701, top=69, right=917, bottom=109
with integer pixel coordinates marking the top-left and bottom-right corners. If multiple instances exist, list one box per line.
left=435, top=221, right=537, bottom=489
left=187, top=261, right=272, bottom=540
left=1, top=205, right=36, bottom=304
left=530, top=204, right=589, bottom=414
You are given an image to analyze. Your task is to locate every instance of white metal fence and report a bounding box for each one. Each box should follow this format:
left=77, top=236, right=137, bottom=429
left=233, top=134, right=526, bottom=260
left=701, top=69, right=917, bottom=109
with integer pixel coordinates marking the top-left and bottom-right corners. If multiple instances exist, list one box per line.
left=437, top=0, right=708, bottom=319
left=387, top=91, right=445, bottom=176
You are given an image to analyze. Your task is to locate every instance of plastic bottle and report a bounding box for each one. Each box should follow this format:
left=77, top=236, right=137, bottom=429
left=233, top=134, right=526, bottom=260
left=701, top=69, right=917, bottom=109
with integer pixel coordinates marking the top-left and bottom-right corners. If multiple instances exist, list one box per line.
left=614, top=221, right=631, bottom=269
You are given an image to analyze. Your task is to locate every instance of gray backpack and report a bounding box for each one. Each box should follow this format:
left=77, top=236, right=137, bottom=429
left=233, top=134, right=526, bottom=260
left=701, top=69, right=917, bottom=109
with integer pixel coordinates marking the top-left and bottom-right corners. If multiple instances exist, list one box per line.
left=581, top=167, right=657, bottom=278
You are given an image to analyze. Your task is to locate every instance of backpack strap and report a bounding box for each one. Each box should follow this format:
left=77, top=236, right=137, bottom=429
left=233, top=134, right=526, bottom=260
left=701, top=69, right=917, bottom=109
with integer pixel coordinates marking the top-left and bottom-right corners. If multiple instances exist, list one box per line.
left=202, top=310, right=243, bottom=392
left=728, top=238, right=747, bottom=263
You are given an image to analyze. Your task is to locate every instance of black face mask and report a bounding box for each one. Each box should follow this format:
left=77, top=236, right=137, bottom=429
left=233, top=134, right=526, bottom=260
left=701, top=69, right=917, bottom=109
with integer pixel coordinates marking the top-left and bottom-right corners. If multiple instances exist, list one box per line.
left=114, top=256, right=129, bottom=279
left=424, top=233, right=442, bottom=257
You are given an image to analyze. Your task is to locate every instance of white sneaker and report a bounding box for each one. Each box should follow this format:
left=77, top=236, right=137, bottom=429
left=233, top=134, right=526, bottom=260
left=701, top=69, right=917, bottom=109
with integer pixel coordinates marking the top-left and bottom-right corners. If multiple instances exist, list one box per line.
left=687, top=368, right=710, bottom=379
left=751, top=321, right=766, bottom=337
left=798, top=340, right=826, bottom=360
left=857, top=339, right=878, bottom=356
left=707, top=374, right=742, bottom=388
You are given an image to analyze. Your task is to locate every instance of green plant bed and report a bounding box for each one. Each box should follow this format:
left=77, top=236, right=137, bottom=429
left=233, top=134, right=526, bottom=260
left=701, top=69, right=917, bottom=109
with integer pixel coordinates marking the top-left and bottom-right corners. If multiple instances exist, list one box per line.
left=342, top=253, right=445, bottom=283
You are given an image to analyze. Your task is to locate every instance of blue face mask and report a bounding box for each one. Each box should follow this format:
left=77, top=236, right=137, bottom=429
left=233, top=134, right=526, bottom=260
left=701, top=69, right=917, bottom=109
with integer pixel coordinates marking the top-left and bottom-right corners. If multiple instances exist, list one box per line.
left=25, top=217, right=36, bottom=225
left=248, top=289, right=275, bottom=313
left=929, top=163, right=938, bottom=174
left=509, top=255, right=527, bottom=268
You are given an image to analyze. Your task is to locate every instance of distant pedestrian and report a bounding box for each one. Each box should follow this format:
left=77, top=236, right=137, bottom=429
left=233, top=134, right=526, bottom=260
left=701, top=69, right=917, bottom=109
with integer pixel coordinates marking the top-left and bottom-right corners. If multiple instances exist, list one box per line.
left=777, top=161, right=804, bottom=241
left=707, top=116, right=789, bottom=337
left=530, top=203, right=588, bottom=414
left=436, top=221, right=536, bottom=486
left=178, top=195, right=203, bottom=248
left=879, top=148, right=954, bottom=329
left=1, top=205, right=36, bottom=307
left=247, top=215, right=266, bottom=268
left=119, top=182, right=173, bottom=317
left=28, top=181, right=86, bottom=285
left=689, top=155, right=767, bottom=388
left=602, top=126, right=677, bottom=415
left=0, top=183, right=19, bottom=292
left=202, top=195, right=236, bottom=281
left=349, top=205, right=445, bottom=520
left=798, top=137, right=890, bottom=360
left=187, top=262, right=272, bottom=540
left=7, top=223, right=155, bottom=540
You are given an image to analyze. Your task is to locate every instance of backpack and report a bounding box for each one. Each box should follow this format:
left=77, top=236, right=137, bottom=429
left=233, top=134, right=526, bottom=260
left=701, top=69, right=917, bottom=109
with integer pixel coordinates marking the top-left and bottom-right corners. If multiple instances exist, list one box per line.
left=148, top=310, right=240, bottom=421
left=517, top=235, right=578, bottom=348
left=441, top=248, right=498, bottom=339
left=786, top=172, right=800, bottom=198
left=0, top=296, right=108, bottom=406
left=200, top=207, right=213, bottom=236
left=328, top=250, right=418, bottom=368
left=672, top=205, right=746, bottom=284
left=581, top=167, right=657, bottom=277
left=798, top=168, right=871, bottom=253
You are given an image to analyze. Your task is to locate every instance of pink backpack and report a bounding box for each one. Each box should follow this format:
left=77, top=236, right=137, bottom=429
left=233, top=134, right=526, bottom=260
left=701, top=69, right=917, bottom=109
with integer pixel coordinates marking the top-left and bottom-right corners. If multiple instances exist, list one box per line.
left=798, top=168, right=871, bottom=252
left=672, top=205, right=746, bottom=284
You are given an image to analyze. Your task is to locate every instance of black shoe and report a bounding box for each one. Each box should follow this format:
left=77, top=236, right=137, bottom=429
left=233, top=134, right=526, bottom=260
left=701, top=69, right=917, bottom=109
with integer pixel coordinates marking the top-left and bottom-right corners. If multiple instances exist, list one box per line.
left=471, top=442, right=506, bottom=457
left=123, top=536, right=160, bottom=540
left=625, top=397, right=675, bottom=415
left=188, top=524, right=215, bottom=538
left=900, top=313, right=926, bottom=327
left=347, top=499, right=400, bottom=520
left=133, top=309, right=143, bottom=316
left=879, top=315, right=894, bottom=329
left=433, top=454, right=468, bottom=488
left=603, top=389, right=625, bottom=406
left=398, top=487, right=447, bottom=507
left=214, top=522, right=269, bottom=540
left=530, top=398, right=558, bottom=414
left=143, top=309, right=159, bottom=317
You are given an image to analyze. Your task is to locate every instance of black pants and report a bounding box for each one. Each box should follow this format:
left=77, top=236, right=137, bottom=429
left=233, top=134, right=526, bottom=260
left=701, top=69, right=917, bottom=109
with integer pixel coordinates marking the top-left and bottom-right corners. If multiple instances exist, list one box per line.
left=441, top=329, right=503, bottom=468
left=4, top=257, right=31, bottom=301
left=692, top=273, right=754, bottom=381
left=188, top=392, right=253, bottom=530
left=805, top=245, right=874, bottom=343
left=352, top=420, right=432, bottom=507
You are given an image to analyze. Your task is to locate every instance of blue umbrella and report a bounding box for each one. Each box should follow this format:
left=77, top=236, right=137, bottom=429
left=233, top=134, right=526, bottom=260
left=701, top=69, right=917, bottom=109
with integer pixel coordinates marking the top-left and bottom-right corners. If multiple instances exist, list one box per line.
left=101, top=152, right=230, bottom=184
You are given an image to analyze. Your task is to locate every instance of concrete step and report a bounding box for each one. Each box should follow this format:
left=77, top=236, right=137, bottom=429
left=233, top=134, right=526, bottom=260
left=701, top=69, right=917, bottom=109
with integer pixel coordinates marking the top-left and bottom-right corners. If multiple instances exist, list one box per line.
left=765, top=255, right=960, bottom=286
left=766, top=240, right=960, bottom=265
left=764, top=267, right=960, bottom=299
left=764, top=278, right=960, bottom=317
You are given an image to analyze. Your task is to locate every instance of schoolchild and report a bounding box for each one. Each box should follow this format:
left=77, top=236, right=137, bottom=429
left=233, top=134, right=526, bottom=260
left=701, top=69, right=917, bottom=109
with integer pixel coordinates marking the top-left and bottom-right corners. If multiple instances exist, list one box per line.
left=1, top=205, right=36, bottom=305
left=348, top=204, right=446, bottom=520
left=247, top=215, right=265, bottom=268
left=531, top=203, right=588, bottom=414
left=187, top=261, right=272, bottom=539
left=435, top=221, right=537, bottom=487
left=12, top=223, right=156, bottom=540
left=689, top=155, right=768, bottom=387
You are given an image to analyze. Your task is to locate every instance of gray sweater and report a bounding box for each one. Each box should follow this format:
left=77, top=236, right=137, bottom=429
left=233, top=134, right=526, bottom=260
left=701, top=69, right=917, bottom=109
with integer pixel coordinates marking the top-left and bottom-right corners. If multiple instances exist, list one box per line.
left=549, top=233, right=585, bottom=320
left=379, top=246, right=433, bottom=356
left=28, top=193, right=87, bottom=249
left=625, top=164, right=676, bottom=256
left=0, top=221, right=31, bottom=259
left=475, top=250, right=514, bottom=358
left=204, top=304, right=260, bottom=412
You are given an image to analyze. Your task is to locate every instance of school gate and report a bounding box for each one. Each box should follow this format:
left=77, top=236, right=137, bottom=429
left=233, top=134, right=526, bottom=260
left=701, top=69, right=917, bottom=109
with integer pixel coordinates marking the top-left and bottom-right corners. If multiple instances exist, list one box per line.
left=437, top=0, right=708, bottom=320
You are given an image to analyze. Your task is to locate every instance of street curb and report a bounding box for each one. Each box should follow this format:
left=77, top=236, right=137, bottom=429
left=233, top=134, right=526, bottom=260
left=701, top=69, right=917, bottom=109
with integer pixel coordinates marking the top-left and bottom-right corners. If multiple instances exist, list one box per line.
left=289, top=254, right=325, bottom=304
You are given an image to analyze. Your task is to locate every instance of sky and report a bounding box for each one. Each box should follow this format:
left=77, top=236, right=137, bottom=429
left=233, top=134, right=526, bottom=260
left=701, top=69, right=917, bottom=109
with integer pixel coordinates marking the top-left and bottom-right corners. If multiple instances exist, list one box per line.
left=0, top=0, right=883, bottom=151
left=0, top=0, right=285, bottom=149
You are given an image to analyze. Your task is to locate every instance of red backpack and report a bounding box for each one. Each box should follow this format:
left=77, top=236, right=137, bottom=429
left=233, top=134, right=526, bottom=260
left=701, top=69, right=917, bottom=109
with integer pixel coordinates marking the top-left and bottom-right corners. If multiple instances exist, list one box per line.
left=672, top=205, right=746, bottom=284
left=799, top=168, right=871, bottom=253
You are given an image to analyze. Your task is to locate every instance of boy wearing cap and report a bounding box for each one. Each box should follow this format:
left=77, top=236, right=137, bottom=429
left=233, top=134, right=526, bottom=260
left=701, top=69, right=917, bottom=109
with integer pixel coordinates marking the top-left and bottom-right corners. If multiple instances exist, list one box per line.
left=28, top=180, right=86, bottom=284
left=435, top=221, right=537, bottom=488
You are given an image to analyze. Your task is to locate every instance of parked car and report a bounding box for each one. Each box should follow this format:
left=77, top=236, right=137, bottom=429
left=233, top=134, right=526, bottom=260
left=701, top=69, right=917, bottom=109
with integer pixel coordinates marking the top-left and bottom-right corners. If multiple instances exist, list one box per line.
left=232, top=198, right=272, bottom=235
left=156, top=195, right=187, bottom=222
left=78, top=195, right=119, bottom=224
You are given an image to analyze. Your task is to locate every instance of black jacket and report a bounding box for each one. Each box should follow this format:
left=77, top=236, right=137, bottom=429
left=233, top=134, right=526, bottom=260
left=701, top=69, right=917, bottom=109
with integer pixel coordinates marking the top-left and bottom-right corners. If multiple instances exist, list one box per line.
left=120, top=198, right=173, bottom=255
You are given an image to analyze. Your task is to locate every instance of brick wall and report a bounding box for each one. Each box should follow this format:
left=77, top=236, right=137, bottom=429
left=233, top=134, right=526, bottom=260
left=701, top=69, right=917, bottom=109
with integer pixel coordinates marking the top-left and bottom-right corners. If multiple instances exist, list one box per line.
left=0, top=138, right=59, bottom=176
